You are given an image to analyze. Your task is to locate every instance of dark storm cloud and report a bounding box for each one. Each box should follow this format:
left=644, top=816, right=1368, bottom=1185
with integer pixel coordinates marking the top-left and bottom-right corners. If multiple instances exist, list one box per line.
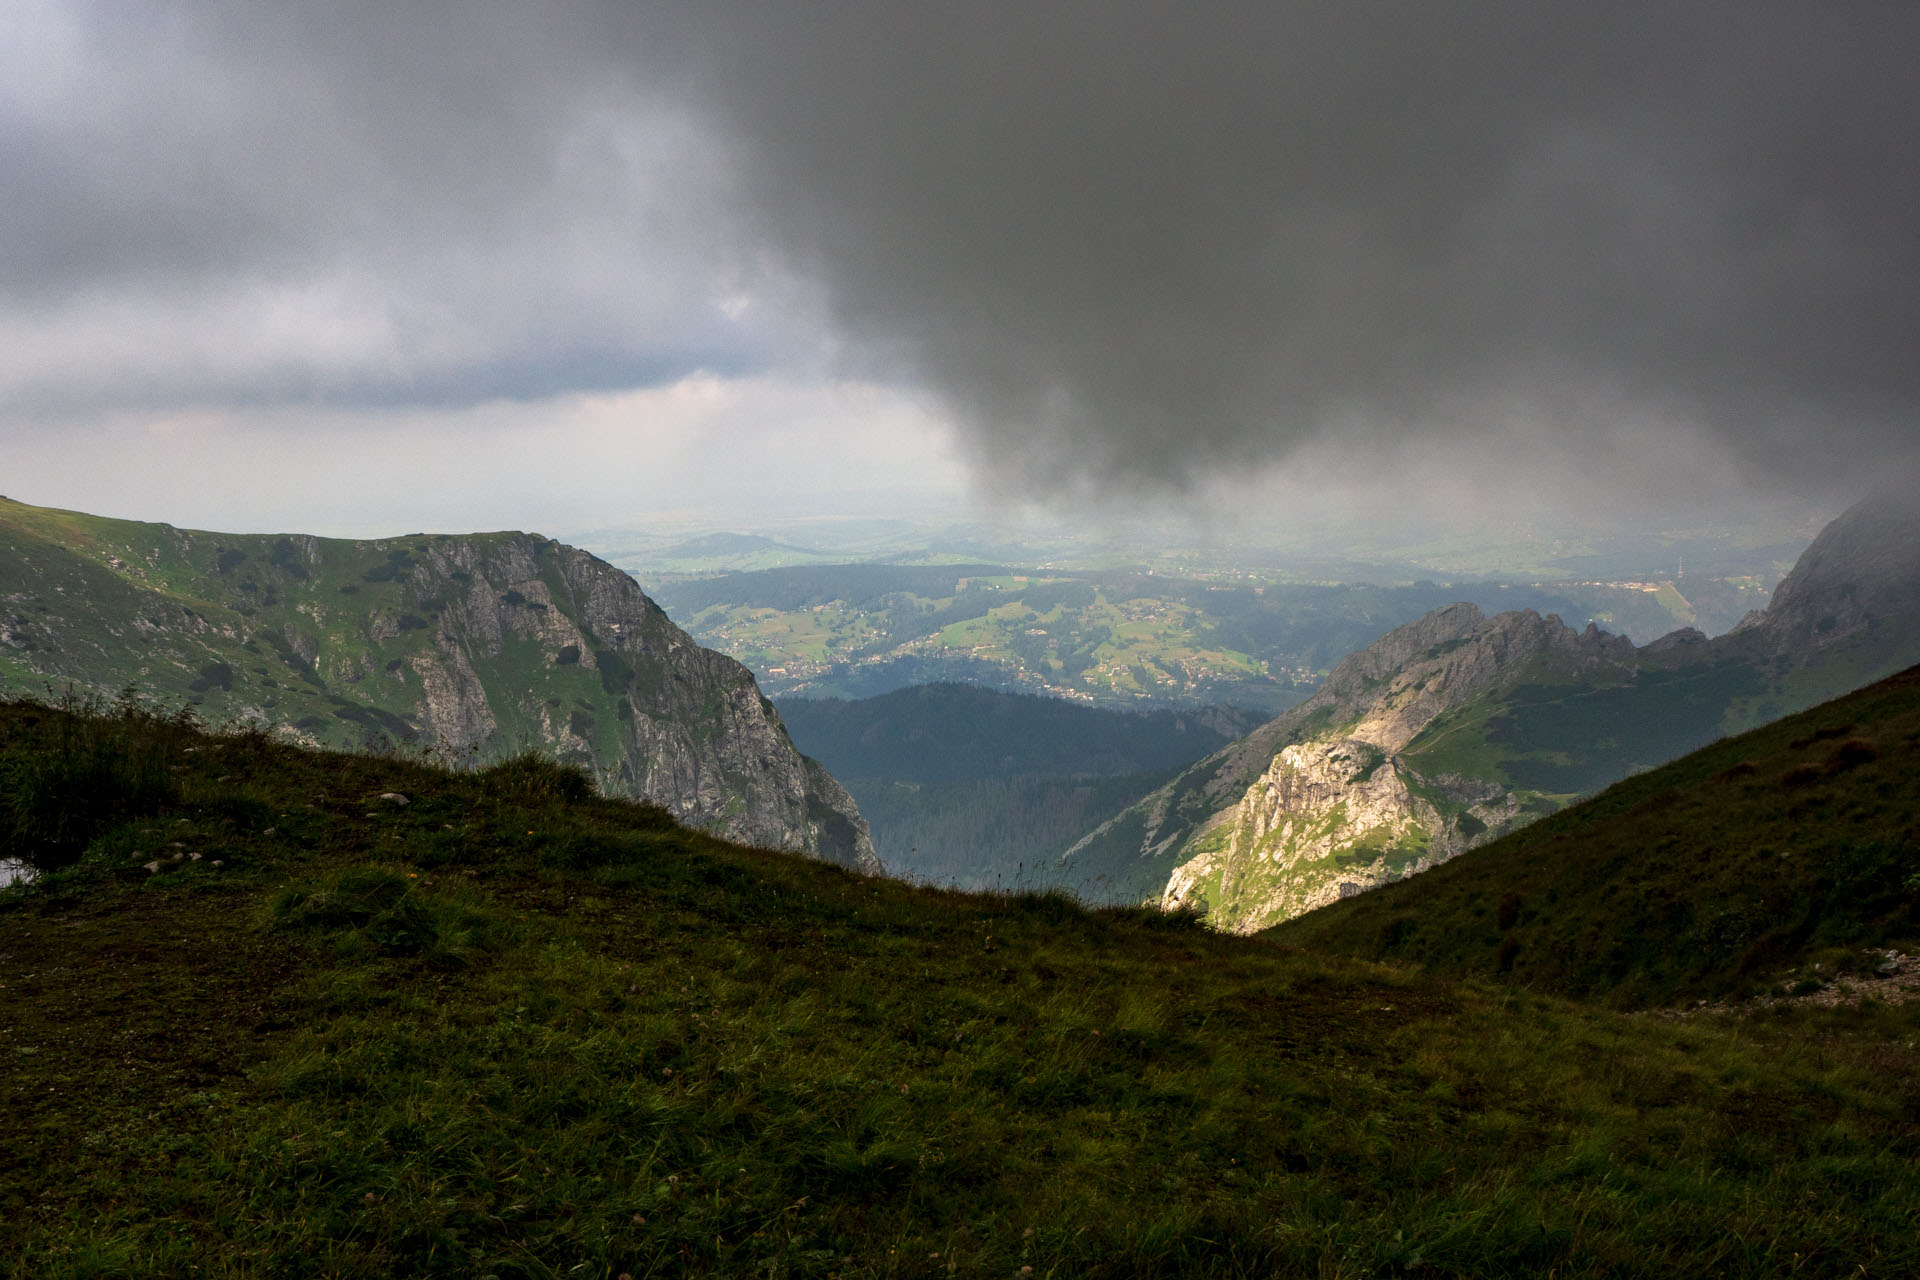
left=0, top=1, right=785, bottom=411
left=622, top=2, right=1920, bottom=496
left=4, top=2, right=1916, bottom=501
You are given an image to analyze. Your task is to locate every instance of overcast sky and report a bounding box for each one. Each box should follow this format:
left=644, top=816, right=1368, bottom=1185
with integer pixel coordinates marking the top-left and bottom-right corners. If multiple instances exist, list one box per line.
left=2, top=2, right=1914, bottom=539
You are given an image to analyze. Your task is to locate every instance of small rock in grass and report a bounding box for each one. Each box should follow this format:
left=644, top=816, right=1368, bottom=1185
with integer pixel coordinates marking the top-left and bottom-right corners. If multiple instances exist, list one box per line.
left=143, top=860, right=163, bottom=874
left=378, top=792, right=409, bottom=807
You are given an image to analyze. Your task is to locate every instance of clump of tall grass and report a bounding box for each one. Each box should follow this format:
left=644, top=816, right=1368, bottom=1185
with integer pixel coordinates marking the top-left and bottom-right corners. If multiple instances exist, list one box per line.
left=269, top=865, right=503, bottom=970
left=0, top=688, right=193, bottom=871
left=475, top=748, right=597, bottom=805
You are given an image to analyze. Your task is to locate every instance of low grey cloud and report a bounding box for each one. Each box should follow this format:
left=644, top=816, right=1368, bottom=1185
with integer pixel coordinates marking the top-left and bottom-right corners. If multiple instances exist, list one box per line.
left=4, top=2, right=1916, bottom=511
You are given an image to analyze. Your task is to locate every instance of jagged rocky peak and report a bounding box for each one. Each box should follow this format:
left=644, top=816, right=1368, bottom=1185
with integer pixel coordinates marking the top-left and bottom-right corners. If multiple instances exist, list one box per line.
left=359, top=536, right=880, bottom=873
left=1074, top=493, right=1920, bottom=932
left=1152, top=606, right=1603, bottom=932
left=1161, top=731, right=1524, bottom=931
left=1059, top=598, right=1633, bottom=919
left=1309, top=603, right=1637, bottom=747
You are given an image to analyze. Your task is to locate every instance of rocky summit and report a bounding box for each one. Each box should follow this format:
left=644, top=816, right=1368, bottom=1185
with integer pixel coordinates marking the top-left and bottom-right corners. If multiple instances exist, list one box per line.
left=1092, top=604, right=1629, bottom=931
left=0, top=497, right=877, bottom=872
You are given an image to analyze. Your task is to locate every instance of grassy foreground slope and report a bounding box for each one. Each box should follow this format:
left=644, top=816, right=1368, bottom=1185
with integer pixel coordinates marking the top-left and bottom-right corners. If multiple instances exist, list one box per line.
left=1275, top=665, right=1920, bottom=1008
left=3, top=699, right=1919, bottom=1276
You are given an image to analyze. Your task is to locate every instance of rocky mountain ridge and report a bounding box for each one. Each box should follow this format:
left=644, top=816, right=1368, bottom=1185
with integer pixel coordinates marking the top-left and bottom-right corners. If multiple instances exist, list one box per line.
left=1065, top=492, right=1920, bottom=930
left=0, top=498, right=878, bottom=872
left=1075, top=603, right=1621, bottom=927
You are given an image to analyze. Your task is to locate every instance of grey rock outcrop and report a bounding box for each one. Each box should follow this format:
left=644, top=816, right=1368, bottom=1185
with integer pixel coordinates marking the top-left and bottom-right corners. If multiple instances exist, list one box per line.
left=1141, top=607, right=1606, bottom=931
left=299, top=534, right=881, bottom=872
left=1059, top=603, right=1616, bottom=916
left=1727, top=489, right=1920, bottom=662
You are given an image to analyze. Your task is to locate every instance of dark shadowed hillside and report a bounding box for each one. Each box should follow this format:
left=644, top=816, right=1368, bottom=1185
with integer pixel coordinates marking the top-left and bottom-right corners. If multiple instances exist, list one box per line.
left=776, top=683, right=1255, bottom=782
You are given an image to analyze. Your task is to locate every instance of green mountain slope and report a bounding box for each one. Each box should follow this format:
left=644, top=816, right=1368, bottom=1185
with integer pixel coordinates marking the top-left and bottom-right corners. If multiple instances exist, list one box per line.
left=4, top=695, right=1919, bottom=1275
left=1273, top=663, right=1920, bottom=1007
left=776, top=684, right=1260, bottom=887
left=0, top=496, right=875, bottom=870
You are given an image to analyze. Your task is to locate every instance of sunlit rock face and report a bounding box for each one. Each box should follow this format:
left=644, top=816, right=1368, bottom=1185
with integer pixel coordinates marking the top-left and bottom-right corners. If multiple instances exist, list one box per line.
left=1157, top=612, right=1589, bottom=933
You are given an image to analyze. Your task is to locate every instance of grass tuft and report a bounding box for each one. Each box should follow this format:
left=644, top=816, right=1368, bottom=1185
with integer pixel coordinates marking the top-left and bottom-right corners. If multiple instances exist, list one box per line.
left=475, top=748, right=598, bottom=804
left=0, top=689, right=191, bottom=871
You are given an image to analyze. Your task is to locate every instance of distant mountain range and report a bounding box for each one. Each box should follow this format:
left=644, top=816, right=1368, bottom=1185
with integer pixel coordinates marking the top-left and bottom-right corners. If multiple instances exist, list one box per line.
left=640, top=532, right=840, bottom=573
left=7, top=488, right=1908, bottom=924
left=0, top=497, right=876, bottom=871
left=1060, top=493, right=1920, bottom=927
left=650, top=562, right=1778, bottom=714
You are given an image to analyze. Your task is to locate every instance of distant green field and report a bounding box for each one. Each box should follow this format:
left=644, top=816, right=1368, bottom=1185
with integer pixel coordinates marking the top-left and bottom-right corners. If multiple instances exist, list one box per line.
left=650, top=564, right=1771, bottom=713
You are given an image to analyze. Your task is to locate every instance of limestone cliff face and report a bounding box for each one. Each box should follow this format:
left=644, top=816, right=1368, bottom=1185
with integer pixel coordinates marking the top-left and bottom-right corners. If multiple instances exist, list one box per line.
left=1061, top=603, right=1629, bottom=923
left=1159, top=735, right=1529, bottom=931
left=410, top=535, right=881, bottom=872
left=0, top=499, right=879, bottom=873
left=1148, top=607, right=1615, bottom=932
